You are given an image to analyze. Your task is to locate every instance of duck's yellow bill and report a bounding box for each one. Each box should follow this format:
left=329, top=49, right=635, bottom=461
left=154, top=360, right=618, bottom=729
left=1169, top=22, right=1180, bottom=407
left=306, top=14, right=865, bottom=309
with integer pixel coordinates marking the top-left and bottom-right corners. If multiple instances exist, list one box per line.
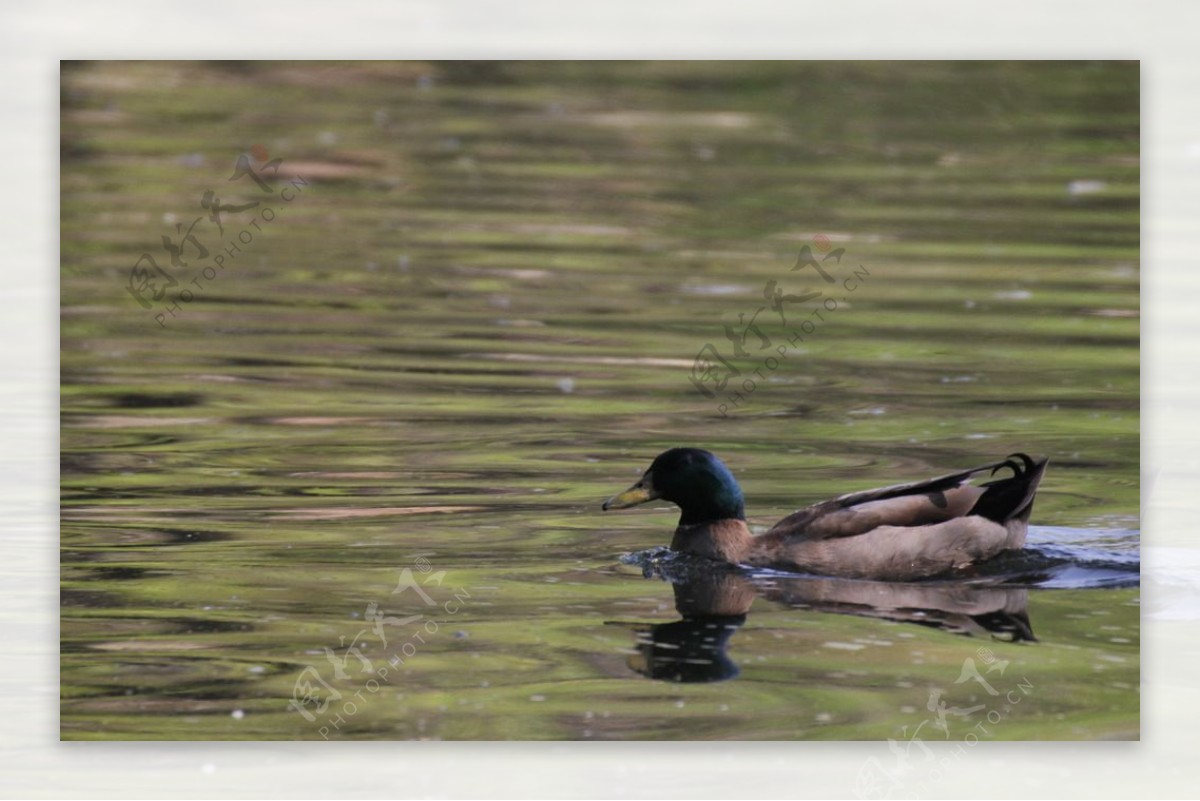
left=602, top=482, right=658, bottom=511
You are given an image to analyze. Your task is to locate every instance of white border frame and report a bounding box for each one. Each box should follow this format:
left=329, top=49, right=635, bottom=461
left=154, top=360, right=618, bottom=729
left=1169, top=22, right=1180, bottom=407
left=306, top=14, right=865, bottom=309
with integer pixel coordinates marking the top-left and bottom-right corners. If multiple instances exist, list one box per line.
left=8, top=1, right=1193, bottom=797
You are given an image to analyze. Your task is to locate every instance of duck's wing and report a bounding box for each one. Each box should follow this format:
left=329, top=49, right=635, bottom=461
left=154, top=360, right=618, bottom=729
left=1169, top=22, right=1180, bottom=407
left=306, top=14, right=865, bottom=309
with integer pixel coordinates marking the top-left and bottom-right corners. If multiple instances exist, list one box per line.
left=766, top=454, right=1047, bottom=542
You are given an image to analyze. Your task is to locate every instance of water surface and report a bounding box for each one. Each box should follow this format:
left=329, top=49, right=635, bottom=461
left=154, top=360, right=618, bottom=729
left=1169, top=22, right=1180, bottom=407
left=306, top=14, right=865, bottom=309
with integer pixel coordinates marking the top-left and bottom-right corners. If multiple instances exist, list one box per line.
left=60, top=61, right=1139, bottom=740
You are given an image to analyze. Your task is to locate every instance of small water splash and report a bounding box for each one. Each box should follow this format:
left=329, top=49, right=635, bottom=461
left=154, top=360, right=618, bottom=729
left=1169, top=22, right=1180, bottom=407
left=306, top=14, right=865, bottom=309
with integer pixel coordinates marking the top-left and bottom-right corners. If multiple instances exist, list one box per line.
left=1003, top=525, right=1140, bottom=589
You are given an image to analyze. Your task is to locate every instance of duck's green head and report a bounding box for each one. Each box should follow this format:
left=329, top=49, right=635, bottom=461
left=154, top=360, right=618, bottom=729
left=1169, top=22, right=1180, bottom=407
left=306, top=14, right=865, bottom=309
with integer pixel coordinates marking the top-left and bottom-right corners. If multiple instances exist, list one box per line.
left=602, top=448, right=746, bottom=525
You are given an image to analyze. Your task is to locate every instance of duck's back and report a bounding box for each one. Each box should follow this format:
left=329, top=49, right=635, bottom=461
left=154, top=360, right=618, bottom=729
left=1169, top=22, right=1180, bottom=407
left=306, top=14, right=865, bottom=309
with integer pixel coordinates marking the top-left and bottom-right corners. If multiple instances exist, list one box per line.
left=752, top=455, right=1048, bottom=580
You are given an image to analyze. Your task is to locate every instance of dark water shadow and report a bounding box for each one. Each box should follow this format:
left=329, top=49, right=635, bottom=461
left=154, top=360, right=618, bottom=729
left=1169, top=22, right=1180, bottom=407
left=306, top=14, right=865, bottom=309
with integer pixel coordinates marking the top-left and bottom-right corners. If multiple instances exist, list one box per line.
left=612, top=550, right=1041, bottom=684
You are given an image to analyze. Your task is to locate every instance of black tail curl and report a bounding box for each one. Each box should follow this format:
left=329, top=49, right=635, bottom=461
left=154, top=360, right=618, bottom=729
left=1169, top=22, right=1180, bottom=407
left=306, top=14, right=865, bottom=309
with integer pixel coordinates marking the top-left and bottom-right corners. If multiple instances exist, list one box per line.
left=970, top=452, right=1048, bottom=524
left=987, top=452, right=1037, bottom=481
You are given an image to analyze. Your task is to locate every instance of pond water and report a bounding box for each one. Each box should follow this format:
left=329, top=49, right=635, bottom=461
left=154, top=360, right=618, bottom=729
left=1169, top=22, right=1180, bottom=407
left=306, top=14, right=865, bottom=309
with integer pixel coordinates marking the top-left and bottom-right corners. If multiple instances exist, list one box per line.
left=60, top=61, right=1139, bottom=741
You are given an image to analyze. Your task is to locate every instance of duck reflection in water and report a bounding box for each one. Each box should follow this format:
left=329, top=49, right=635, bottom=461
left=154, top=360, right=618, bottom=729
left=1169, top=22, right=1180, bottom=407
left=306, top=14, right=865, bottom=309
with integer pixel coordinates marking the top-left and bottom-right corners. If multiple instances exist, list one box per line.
left=626, top=568, right=754, bottom=683
left=618, top=553, right=1035, bottom=684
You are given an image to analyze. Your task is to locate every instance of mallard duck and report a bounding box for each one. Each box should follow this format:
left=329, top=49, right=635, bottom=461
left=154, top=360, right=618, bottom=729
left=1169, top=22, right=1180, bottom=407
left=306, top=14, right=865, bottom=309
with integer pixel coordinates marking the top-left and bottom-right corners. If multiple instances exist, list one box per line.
left=602, top=448, right=1048, bottom=581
